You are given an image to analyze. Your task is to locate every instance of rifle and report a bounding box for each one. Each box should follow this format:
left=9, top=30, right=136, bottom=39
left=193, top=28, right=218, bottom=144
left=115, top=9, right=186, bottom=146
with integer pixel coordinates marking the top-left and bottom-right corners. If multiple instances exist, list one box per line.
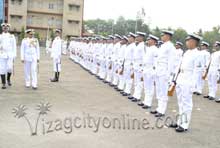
left=119, top=60, right=125, bottom=75
left=217, top=70, right=220, bottom=84
left=202, top=60, right=211, bottom=80
left=202, top=59, right=211, bottom=80
left=130, top=73, right=134, bottom=79
left=168, top=63, right=182, bottom=97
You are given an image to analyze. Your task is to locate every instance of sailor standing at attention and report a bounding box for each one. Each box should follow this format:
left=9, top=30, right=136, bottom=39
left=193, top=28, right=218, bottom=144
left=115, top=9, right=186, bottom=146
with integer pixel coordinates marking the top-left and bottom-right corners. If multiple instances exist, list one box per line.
left=50, top=29, right=62, bottom=82
left=20, top=29, right=40, bottom=89
left=169, top=34, right=202, bottom=132
left=0, top=23, right=16, bottom=89
left=137, top=34, right=159, bottom=109
left=128, top=32, right=145, bottom=102
left=150, top=30, right=176, bottom=117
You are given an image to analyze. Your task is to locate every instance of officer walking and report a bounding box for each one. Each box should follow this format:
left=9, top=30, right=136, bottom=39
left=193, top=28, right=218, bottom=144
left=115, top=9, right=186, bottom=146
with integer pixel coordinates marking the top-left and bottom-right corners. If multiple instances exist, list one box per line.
left=20, top=29, right=40, bottom=89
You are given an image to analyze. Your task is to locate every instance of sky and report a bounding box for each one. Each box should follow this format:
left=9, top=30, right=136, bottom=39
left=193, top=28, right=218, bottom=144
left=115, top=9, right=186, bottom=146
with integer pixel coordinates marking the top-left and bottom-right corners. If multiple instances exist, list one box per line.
left=84, top=0, right=220, bottom=33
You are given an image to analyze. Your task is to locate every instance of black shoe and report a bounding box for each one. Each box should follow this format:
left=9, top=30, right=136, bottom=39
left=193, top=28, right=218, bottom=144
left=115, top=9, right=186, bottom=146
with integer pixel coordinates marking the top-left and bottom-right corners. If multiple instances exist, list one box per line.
left=196, top=92, right=201, bottom=96
left=7, top=80, right=12, bottom=86
left=50, top=72, right=58, bottom=82
left=209, top=97, right=215, bottom=100
left=103, top=80, right=108, bottom=83
left=118, top=89, right=123, bottom=92
left=142, top=105, right=151, bottom=109
left=114, top=87, right=119, bottom=91
left=155, top=113, right=165, bottom=117
left=215, top=99, right=220, bottom=103
left=150, top=110, right=158, bottom=114
left=32, top=87, right=38, bottom=90
left=137, top=102, right=144, bottom=106
left=1, top=74, right=6, bottom=89
left=109, top=83, right=114, bottom=87
left=131, top=98, right=139, bottom=102
left=2, top=84, right=6, bottom=89
left=169, top=123, right=178, bottom=128
left=123, top=93, right=129, bottom=96
left=203, top=95, right=209, bottom=98
left=175, top=126, right=187, bottom=133
left=7, top=72, right=12, bottom=86
left=193, top=92, right=197, bottom=95
left=128, top=96, right=134, bottom=100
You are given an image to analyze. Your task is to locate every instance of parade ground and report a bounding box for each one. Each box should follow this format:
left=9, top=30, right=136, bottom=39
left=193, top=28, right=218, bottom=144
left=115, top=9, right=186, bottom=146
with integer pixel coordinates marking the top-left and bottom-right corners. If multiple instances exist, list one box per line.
left=0, top=50, right=219, bottom=148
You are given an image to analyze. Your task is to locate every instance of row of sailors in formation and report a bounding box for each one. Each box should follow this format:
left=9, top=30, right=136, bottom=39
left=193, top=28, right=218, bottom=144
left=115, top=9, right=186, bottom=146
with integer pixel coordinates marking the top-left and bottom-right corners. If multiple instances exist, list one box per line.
left=68, top=30, right=220, bottom=133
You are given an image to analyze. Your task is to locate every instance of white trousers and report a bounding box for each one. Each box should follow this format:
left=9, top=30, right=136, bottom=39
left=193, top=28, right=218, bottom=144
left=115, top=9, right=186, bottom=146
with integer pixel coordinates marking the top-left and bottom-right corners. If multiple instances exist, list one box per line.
left=53, top=58, right=61, bottom=72
left=118, top=66, right=125, bottom=90
left=98, top=59, right=106, bottom=79
left=194, top=70, right=204, bottom=93
left=112, top=62, right=119, bottom=85
left=132, top=70, right=143, bottom=100
left=143, top=72, right=155, bottom=106
left=208, top=71, right=218, bottom=98
left=0, top=58, right=14, bottom=74
left=123, top=66, right=133, bottom=94
left=24, top=60, right=38, bottom=87
left=176, top=83, right=193, bottom=129
left=106, top=61, right=113, bottom=82
left=155, top=75, right=169, bottom=114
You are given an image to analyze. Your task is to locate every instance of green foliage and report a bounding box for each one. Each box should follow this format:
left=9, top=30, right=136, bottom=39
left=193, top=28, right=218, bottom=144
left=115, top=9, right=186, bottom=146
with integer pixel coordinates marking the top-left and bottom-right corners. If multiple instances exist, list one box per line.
left=19, top=27, right=25, bottom=41
left=84, top=17, right=220, bottom=51
left=34, top=32, right=40, bottom=40
left=50, top=29, right=55, bottom=40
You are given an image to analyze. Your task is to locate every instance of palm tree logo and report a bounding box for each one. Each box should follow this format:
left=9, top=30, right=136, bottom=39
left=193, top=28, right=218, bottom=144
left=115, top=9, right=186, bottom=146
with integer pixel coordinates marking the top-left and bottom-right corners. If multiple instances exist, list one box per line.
left=12, top=102, right=52, bottom=136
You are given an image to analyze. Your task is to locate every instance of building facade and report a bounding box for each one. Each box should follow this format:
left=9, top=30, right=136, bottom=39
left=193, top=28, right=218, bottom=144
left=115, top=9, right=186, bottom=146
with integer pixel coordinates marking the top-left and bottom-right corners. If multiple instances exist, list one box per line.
left=5, top=0, right=84, bottom=39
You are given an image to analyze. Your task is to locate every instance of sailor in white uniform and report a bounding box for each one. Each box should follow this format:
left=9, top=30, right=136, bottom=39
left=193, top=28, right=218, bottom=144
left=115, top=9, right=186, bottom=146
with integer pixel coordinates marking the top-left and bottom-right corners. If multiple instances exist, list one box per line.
left=137, top=34, right=159, bottom=109
left=150, top=30, right=176, bottom=117
left=128, top=32, right=145, bottom=102
left=203, top=41, right=220, bottom=100
left=0, top=23, right=16, bottom=89
left=169, top=34, right=202, bottom=132
left=121, top=32, right=136, bottom=96
left=20, top=29, right=40, bottom=89
left=193, top=41, right=210, bottom=95
left=50, top=29, right=62, bottom=82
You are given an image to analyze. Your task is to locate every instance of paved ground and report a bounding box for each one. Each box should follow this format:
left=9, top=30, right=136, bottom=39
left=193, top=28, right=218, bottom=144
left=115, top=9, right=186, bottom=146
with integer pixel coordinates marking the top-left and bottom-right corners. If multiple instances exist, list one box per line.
left=0, top=49, right=220, bottom=148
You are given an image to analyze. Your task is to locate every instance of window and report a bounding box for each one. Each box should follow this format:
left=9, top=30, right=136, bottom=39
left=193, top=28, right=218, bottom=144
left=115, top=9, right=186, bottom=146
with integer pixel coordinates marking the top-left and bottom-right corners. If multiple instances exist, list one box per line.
left=68, top=20, right=79, bottom=25
left=48, top=3, right=54, bottom=9
left=11, top=0, right=22, bottom=5
left=10, top=15, right=22, bottom=23
left=68, top=4, right=80, bottom=12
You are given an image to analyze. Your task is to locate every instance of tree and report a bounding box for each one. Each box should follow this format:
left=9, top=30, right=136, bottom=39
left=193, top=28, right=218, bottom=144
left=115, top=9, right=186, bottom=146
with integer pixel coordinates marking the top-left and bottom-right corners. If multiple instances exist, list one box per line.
left=19, top=27, right=25, bottom=41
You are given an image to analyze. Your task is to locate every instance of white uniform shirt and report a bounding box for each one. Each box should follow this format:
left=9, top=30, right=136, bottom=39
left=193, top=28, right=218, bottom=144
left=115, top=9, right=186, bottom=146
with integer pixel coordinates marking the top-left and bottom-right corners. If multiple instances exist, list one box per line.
left=177, top=48, right=199, bottom=85
left=0, top=32, right=16, bottom=59
left=112, top=42, right=121, bottom=62
left=20, top=37, right=40, bottom=62
left=118, top=44, right=126, bottom=65
left=124, top=42, right=135, bottom=66
left=209, top=50, right=220, bottom=72
left=133, top=42, right=145, bottom=68
left=143, top=45, right=158, bottom=73
left=156, top=41, right=176, bottom=76
left=51, top=36, right=62, bottom=59
left=201, top=49, right=211, bottom=68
